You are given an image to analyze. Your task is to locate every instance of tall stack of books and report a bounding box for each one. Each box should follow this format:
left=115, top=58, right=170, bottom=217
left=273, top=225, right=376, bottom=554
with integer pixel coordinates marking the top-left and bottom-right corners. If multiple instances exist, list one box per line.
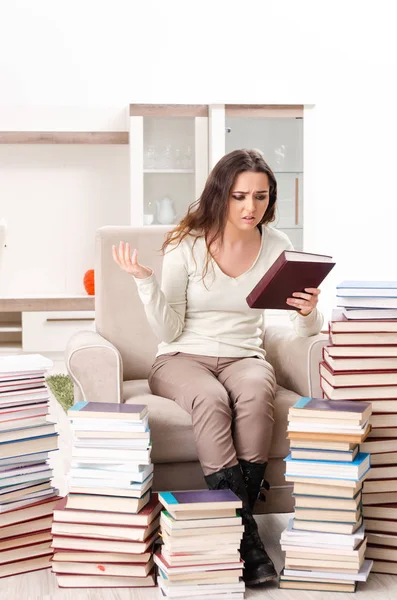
left=279, top=397, right=373, bottom=592
left=0, top=353, right=60, bottom=578
left=154, top=489, right=245, bottom=600
left=51, top=401, right=160, bottom=588
left=322, top=280, right=397, bottom=575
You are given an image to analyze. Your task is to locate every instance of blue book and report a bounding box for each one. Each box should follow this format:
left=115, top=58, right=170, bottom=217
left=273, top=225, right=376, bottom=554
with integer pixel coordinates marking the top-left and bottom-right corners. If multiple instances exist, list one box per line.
left=337, top=281, right=397, bottom=298
left=284, top=452, right=370, bottom=481
left=338, top=281, right=397, bottom=289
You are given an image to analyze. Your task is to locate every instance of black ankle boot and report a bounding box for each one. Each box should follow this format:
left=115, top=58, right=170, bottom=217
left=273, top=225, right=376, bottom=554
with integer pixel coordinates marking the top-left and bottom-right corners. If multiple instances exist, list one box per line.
left=238, top=459, right=270, bottom=511
left=204, top=465, right=277, bottom=586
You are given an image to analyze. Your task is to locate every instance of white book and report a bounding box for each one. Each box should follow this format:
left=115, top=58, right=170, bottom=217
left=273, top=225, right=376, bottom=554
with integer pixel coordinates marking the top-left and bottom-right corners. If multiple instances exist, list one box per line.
left=0, top=354, right=53, bottom=374
left=284, top=559, right=373, bottom=582
left=0, top=488, right=59, bottom=513
left=70, top=463, right=153, bottom=483
left=71, top=417, right=149, bottom=432
left=0, top=462, right=50, bottom=478
left=343, top=308, right=397, bottom=320
left=0, top=452, right=50, bottom=468
left=70, top=460, right=151, bottom=472
left=71, top=446, right=151, bottom=462
left=68, top=474, right=153, bottom=491
left=287, top=422, right=367, bottom=433
left=283, top=519, right=366, bottom=545
left=71, top=438, right=150, bottom=449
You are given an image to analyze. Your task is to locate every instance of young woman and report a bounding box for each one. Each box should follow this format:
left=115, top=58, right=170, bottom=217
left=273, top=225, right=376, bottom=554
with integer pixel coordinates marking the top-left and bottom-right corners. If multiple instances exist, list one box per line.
left=112, top=149, right=323, bottom=586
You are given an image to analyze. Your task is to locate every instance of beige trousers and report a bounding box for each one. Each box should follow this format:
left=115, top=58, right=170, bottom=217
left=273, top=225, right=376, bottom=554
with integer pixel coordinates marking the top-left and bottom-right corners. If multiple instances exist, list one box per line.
left=148, top=352, right=277, bottom=476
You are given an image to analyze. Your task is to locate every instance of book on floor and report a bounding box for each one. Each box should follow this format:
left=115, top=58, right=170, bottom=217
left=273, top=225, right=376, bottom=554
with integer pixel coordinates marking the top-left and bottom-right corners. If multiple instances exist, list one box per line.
left=290, top=447, right=359, bottom=462
left=51, top=517, right=160, bottom=542
left=53, top=493, right=161, bottom=526
left=68, top=401, right=148, bottom=422
left=323, top=346, right=397, bottom=372
left=279, top=573, right=356, bottom=592
left=0, top=554, right=53, bottom=578
left=292, top=517, right=363, bottom=535
left=291, top=480, right=363, bottom=499
left=292, top=491, right=361, bottom=511
left=246, top=249, right=335, bottom=309
left=320, top=361, right=397, bottom=387
left=325, top=344, right=397, bottom=358
left=0, top=354, right=53, bottom=375
left=321, top=378, right=397, bottom=401
left=284, top=452, right=370, bottom=480
left=330, top=309, right=397, bottom=332
left=288, top=397, right=372, bottom=424
left=343, top=308, right=397, bottom=320
left=65, top=489, right=151, bottom=513
left=51, top=557, right=154, bottom=577
left=54, top=571, right=156, bottom=588
left=283, top=558, right=373, bottom=581
left=158, top=489, right=242, bottom=514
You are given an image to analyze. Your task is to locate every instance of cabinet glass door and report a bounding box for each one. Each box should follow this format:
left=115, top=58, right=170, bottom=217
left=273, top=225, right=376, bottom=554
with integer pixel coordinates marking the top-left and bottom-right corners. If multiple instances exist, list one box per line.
left=224, top=106, right=303, bottom=249
left=129, top=105, right=208, bottom=226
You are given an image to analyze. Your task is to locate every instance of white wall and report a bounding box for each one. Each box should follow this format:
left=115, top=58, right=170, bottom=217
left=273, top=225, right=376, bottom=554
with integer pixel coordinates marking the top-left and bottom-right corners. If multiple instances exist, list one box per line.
left=0, top=0, right=396, bottom=317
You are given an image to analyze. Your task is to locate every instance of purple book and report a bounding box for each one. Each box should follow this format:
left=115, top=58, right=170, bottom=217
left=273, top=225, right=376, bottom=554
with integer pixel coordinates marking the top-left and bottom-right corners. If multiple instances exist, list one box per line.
left=159, top=489, right=242, bottom=509
left=292, top=397, right=371, bottom=414
left=68, top=401, right=148, bottom=421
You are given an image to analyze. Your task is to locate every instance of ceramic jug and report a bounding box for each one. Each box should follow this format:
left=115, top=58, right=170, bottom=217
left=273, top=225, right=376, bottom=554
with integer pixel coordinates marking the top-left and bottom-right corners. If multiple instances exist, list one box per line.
left=156, top=196, right=176, bottom=224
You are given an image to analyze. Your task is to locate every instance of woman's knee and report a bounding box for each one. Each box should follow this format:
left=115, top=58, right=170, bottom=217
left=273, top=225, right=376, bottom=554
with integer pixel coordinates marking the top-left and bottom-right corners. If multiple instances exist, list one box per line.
left=235, top=384, right=275, bottom=414
left=192, top=389, right=230, bottom=413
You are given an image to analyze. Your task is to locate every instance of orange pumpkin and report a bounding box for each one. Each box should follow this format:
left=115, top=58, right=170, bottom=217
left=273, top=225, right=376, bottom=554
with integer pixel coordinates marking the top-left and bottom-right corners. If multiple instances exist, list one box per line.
left=83, top=269, right=95, bottom=295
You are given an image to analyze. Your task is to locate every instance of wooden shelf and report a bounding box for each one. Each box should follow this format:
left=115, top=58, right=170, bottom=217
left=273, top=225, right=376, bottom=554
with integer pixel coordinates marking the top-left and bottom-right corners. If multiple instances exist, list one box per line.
left=0, top=132, right=128, bottom=144
left=144, top=169, right=194, bottom=174
left=0, top=296, right=95, bottom=312
left=0, top=324, right=22, bottom=333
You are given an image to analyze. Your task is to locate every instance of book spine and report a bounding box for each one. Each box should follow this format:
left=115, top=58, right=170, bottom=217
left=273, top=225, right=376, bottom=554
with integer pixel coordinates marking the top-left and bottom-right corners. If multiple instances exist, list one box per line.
left=246, top=251, right=286, bottom=307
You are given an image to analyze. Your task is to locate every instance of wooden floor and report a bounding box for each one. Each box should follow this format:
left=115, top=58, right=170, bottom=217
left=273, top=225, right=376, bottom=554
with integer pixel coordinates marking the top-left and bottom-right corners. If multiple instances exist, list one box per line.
left=1, top=360, right=396, bottom=599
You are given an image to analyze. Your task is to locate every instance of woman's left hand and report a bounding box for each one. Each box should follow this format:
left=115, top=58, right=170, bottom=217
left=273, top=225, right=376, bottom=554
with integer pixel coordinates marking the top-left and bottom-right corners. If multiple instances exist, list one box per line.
left=286, top=288, right=321, bottom=316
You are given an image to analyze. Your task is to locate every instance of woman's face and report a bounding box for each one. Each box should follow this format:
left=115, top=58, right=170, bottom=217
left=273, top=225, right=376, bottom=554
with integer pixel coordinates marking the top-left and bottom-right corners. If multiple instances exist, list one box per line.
left=227, top=171, right=270, bottom=232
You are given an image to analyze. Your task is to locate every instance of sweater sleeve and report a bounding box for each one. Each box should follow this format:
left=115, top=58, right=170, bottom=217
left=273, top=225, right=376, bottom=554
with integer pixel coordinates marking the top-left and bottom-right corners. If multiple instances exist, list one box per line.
left=133, top=243, right=188, bottom=343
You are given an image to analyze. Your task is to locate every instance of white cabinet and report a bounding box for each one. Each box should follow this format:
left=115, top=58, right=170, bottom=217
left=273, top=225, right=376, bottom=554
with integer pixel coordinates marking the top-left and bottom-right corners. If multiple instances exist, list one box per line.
left=128, top=104, right=305, bottom=249
left=22, top=310, right=95, bottom=352
left=129, top=105, right=208, bottom=227
left=0, top=297, right=95, bottom=354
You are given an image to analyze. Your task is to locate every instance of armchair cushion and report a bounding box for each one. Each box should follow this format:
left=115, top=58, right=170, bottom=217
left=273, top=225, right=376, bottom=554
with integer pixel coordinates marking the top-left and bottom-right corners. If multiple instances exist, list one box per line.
left=264, top=325, right=328, bottom=398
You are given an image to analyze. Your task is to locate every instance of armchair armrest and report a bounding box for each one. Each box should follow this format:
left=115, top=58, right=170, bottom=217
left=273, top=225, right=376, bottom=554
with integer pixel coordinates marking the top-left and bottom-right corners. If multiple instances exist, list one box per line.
left=65, top=330, right=123, bottom=404
left=264, top=325, right=328, bottom=398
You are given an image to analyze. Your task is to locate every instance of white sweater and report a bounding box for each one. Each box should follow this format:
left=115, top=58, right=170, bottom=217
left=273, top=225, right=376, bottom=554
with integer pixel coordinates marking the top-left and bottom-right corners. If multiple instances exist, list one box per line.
left=134, top=226, right=324, bottom=359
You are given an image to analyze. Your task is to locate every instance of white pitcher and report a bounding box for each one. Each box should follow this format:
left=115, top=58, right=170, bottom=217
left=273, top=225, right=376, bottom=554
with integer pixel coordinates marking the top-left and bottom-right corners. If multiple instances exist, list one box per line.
left=156, top=196, right=176, bottom=225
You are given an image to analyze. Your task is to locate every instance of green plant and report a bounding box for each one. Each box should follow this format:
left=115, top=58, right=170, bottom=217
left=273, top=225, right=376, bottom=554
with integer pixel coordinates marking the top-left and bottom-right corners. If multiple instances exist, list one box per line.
left=46, top=374, right=74, bottom=413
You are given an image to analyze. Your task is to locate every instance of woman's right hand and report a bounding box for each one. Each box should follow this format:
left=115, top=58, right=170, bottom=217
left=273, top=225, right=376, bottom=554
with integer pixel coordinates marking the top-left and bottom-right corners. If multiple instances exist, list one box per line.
left=112, top=241, right=153, bottom=279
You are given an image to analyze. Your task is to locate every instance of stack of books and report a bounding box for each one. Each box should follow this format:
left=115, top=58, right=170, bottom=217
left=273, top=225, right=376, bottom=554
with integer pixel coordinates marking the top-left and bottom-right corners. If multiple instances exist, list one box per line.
left=154, top=489, right=245, bottom=599
left=51, top=401, right=160, bottom=588
left=279, top=397, right=373, bottom=592
left=0, top=353, right=60, bottom=578
left=322, top=280, right=397, bottom=575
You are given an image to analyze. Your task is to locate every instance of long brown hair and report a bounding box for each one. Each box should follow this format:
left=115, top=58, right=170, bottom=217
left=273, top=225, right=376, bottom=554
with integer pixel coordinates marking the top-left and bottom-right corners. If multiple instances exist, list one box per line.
left=161, top=148, right=278, bottom=278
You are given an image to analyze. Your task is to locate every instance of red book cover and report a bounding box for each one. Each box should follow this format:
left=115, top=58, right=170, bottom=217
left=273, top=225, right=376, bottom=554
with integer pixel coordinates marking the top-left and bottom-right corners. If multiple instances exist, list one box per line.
left=246, top=250, right=335, bottom=309
left=330, top=310, right=397, bottom=333
left=54, top=493, right=160, bottom=520
left=320, top=361, right=397, bottom=387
